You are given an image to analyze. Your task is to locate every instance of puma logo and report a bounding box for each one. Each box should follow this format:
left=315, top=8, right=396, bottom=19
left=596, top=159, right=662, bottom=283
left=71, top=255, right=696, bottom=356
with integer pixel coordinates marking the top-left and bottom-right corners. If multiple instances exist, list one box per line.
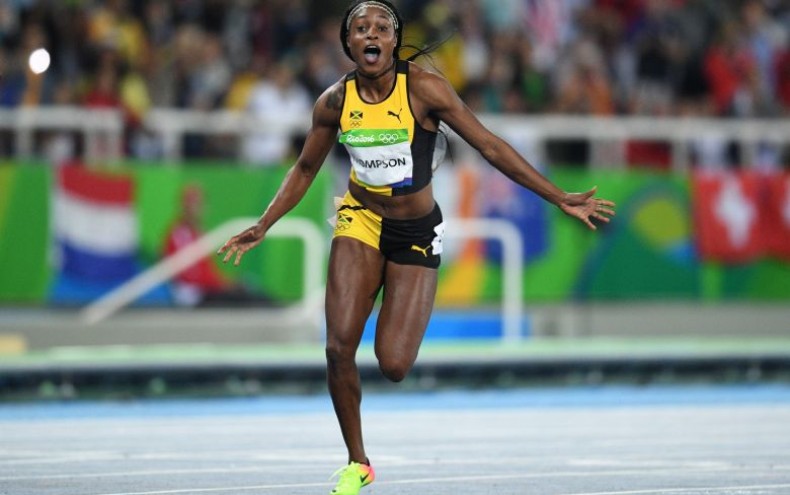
left=387, top=108, right=402, bottom=123
left=410, top=244, right=430, bottom=257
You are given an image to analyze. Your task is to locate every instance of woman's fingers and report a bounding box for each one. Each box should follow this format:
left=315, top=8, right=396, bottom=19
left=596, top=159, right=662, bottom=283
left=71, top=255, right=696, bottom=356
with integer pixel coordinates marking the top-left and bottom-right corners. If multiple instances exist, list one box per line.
left=591, top=197, right=616, bottom=218
left=593, top=212, right=611, bottom=223
left=221, top=243, right=248, bottom=266
left=596, top=205, right=616, bottom=216
left=217, top=242, right=231, bottom=255
left=222, top=245, right=237, bottom=264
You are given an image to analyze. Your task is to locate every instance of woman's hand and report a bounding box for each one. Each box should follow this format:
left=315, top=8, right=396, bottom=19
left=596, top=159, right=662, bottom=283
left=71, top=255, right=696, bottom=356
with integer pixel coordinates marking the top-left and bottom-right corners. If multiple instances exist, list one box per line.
left=558, top=187, right=616, bottom=230
left=217, top=224, right=266, bottom=266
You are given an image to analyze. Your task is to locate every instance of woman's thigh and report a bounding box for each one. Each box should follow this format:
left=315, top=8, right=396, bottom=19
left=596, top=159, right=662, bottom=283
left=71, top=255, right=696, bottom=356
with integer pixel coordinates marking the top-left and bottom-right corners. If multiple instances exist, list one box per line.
left=325, top=237, right=386, bottom=349
left=374, top=261, right=438, bottom=366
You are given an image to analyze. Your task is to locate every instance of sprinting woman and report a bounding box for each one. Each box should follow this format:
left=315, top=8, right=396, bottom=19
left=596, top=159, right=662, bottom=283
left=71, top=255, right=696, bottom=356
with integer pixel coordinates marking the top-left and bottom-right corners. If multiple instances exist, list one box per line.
left=218, top=1, right=616, bottom=494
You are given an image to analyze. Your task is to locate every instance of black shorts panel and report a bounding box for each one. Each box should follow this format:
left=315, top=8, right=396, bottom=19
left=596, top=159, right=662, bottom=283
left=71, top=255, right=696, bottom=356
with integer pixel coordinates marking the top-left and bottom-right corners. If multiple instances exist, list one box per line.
left=380, top=203, right=444, bottom=269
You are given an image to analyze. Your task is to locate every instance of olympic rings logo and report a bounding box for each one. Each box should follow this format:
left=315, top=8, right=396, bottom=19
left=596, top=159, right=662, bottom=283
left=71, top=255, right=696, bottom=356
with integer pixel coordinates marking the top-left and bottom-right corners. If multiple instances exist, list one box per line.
left=378, top=133, right=403, bottom=144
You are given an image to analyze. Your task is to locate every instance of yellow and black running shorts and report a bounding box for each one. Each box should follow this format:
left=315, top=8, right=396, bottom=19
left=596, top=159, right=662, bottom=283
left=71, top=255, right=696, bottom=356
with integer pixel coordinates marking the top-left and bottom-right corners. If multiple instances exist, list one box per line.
left=332, top=191, right=444, bottom=269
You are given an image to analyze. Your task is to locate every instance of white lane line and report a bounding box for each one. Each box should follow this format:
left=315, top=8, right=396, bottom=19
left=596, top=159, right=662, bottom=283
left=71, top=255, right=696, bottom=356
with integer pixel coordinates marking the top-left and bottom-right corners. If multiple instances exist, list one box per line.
left=0, top=449, right=350, bottom=466
left=86, top=467, right=734, bottom=495
left=91, top=479, right=790, bottom=495
left=95, top=482, right=330, bottom=495
left=10, top=457, right=783, bottom=483
left=559, top=483, right=790, bottom=495
left=0, top=452, right=126, bottom=466
left=0, top=466, right=291, bottom=482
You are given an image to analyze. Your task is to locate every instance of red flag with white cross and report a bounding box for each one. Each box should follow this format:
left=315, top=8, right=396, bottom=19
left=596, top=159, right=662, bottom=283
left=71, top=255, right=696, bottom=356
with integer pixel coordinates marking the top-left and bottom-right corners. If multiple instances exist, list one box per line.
left=763, top=172, right=790, bottom=261
left=692, top=170, right=764, bottom=263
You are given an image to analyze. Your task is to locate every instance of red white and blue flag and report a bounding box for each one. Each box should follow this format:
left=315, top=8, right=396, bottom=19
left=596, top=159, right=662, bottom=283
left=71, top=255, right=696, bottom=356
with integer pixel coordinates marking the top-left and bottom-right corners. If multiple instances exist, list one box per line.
left=51, top=165, right=139, bottom=302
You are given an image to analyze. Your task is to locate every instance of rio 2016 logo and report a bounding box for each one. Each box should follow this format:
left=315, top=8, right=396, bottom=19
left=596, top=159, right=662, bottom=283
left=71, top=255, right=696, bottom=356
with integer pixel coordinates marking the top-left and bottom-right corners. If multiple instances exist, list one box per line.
left=377, top=133, right=403, bottom=144
left=345, top=135, right=375, bottom=144
left=342, top=130, right=407, bottom=146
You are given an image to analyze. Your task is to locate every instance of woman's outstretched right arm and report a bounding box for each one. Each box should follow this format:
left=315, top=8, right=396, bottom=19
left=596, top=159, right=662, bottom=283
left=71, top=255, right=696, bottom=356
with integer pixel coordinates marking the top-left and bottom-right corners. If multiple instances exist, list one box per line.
left=218, top=82, right=344, bottom=266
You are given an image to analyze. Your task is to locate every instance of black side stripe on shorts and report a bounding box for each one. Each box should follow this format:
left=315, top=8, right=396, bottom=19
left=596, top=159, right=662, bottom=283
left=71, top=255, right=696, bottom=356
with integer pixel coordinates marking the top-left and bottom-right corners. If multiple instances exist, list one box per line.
left=338, top=205, right=367, bottom=212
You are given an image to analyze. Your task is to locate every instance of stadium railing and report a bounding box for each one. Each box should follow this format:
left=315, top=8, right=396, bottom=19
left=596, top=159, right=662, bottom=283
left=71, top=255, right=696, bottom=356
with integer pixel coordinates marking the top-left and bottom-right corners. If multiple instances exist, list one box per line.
left=4, top=107, right=789, bottom=171
left=0, top=107, right=123, bottom=162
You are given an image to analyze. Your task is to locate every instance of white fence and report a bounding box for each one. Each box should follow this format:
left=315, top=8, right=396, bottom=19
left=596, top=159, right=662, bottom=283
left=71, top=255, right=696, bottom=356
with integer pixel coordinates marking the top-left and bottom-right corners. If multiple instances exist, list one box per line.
left=143, top=111, right=790, bottom=172
left=80, top=217, right=326, bottom=328
left=444, top=218, right=524, bottom=342
left=79, top=216, right=526, bottom=342
left=2, top=107, right=790, bottom=171
left=0, top=107, right=123, bottom=162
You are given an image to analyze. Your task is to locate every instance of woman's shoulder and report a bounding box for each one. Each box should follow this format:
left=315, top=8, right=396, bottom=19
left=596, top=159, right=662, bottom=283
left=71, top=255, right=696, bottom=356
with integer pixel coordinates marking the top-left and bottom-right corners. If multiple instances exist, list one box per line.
left=406, top=61, right=455, bottom=106
left=407, top=61, right=451, bottom=88
left=319, top=77, right=348, bottom=110
left=312, top=77, right=348, bottom=126
left=405, top=60, right=436, bottom=78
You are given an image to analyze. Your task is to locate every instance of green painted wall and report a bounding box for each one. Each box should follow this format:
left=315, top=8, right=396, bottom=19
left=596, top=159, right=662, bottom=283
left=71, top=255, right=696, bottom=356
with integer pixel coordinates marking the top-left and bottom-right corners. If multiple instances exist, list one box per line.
left=0, top=164, right=51, bottom=302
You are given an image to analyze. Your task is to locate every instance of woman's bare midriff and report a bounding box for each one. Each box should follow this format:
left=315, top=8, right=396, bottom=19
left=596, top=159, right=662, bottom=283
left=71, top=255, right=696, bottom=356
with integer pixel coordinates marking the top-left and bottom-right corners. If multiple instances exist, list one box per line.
left=348, top=181, right=436, bottom=220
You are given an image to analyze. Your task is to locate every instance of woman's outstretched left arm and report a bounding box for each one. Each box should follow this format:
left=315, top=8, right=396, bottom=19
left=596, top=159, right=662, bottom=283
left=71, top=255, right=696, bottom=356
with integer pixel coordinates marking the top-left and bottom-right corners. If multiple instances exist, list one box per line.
left=411, top=69, right=615, bottom=229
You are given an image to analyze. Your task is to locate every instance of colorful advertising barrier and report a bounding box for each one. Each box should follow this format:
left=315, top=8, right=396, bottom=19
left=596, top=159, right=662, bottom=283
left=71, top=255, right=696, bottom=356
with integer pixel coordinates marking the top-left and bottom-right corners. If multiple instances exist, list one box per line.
left=0, top=163, right=788, bottom=306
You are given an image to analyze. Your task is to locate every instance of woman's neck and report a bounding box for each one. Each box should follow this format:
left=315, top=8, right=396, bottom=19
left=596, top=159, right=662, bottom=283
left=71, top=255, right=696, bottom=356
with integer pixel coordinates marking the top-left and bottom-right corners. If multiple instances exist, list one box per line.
left=356, top=59, right=397, bottom=102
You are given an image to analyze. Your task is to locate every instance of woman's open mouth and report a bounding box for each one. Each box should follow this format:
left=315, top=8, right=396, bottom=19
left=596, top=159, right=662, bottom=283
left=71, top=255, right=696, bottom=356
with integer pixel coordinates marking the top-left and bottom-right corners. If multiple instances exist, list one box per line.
left=363, top=45, right=381, bottom=64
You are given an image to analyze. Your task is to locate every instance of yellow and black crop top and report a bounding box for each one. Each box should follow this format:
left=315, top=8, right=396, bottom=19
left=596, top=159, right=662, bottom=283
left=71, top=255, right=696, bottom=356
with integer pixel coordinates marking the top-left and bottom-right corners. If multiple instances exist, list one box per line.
left=338, top=60, right=438, bottom=196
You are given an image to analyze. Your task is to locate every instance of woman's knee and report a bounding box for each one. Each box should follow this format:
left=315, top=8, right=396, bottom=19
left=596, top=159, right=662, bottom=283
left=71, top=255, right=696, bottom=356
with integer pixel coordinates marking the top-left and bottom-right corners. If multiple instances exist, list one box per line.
left=377, top=356, right=412, bottom=383
left=325, top=335, right=357, bottom=368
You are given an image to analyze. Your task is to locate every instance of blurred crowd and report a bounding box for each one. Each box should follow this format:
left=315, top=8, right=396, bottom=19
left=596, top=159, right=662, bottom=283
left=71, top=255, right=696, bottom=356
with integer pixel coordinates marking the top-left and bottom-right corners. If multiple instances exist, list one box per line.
left=1, top=0, right=789, bottom=163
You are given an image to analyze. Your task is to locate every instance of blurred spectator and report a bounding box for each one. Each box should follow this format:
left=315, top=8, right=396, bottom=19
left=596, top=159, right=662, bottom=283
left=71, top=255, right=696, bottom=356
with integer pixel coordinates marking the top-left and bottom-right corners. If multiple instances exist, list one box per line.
left=457, top=1, right=488, bottom=85
left=19, top=22, right=51, bottom=106
left=515, top=38, right=550, bottom=113
left=163, top=184, right=270, bottom=307
left=480, top=0, right=524, bottom=32
left=187, top=32, right=232, bottom=110
left=553, top=37, right=615, bottom=115
left=82, top=47, right=150, bottom=158
left=83, top=51, right=123, bottom=110
left=628, top=0, right=685, bottom=116
left=479, top=45, right=518, bottom=113
left=241, top=60, right=311, bottom=166
left=298, top=17, right=352, bottom=99
left=86, top=0, right=147, bottom=70
left=740, top=0, right=786, bottom=99
left=225, top=53, right=266, bottom=112
left=0, top=0, right=788, bottom=164
left=777, top=47, right=790, bottom=113
left=703, top=20, right=771, bottom=117
left=0, top=45, right=27, bottom=107
left=402, top=0, right=466, bottom=90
